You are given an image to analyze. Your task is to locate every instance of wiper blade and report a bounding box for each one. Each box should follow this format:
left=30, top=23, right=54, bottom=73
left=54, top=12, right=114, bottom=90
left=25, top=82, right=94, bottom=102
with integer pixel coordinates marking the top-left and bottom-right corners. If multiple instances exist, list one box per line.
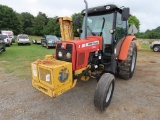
left=100, top=17, right=105, bottom=36
left=87, top=26, right=96, bottom=36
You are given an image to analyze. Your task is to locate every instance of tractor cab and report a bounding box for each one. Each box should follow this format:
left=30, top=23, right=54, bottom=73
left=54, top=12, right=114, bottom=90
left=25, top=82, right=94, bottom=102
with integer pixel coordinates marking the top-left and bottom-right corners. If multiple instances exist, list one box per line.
left=73, top=4, right=131, bottom=74
left=79, top=4, right=130, bottom=56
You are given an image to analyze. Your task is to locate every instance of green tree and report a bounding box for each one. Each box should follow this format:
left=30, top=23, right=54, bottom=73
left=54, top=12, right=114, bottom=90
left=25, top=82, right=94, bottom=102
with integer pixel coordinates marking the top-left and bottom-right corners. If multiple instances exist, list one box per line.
left=20, top=12, right=34, bottom=34
left=128, top=16, right=140, bottom=32
left=0, top=5, right=22, bottom=34
left=32, top=12, right=48, bottom=36
left=71, top=13, right=83, bottom=37
left=43, top=17, right=60, bottom=36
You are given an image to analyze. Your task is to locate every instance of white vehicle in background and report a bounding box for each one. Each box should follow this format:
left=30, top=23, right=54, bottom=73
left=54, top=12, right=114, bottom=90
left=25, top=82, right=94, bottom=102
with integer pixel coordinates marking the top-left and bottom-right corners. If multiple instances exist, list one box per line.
left=0, top=34, right=12, bottom=47
left=1, top=30, right=15, bottom=43
left=150, top=41, right=160, bottom=52
left=17, top=34, right=31, bottom=46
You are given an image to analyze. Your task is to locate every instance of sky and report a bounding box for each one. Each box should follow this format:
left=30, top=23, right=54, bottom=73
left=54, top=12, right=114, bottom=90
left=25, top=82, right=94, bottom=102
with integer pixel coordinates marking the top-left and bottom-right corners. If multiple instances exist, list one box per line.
left=0, top=0, right=159, bottom=32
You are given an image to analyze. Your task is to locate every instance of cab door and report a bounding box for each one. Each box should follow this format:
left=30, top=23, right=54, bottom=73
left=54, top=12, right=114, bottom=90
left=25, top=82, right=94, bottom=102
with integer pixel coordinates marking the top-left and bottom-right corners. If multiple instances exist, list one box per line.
left=114, top=12, right=128, bottom=57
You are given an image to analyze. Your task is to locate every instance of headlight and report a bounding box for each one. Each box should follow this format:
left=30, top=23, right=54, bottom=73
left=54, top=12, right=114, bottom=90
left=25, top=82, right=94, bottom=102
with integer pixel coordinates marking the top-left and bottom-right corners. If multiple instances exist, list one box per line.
left=58, top=51, right=63, bottom=57
left=66, top=52, right=71, bottom=59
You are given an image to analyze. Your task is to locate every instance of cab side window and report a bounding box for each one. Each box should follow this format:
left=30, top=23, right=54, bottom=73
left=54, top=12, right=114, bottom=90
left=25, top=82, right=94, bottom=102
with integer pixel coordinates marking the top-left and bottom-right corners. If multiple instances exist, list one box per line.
left=116, top=12, right=127, bottom=41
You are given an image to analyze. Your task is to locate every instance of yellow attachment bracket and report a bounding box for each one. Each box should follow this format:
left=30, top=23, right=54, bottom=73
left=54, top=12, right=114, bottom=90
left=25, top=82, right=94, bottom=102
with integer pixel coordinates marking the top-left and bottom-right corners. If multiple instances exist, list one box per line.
left=75, top=65, right=91, bottom=81
left=58, top=17, right=74, bottom=41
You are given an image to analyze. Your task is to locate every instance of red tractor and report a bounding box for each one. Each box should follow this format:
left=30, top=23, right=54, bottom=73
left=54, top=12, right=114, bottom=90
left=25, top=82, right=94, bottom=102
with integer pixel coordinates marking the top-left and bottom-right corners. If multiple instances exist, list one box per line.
left=32, top=0, right=137, bottom=111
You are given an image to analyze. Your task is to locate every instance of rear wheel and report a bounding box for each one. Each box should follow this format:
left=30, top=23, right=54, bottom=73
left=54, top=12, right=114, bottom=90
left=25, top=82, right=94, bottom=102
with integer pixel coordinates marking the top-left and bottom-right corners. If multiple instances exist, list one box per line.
left=153, top=46, right=160, bottom=52
left=94, top=73, right=115, bottom=111
left=118, top=42, right=137, bottom=79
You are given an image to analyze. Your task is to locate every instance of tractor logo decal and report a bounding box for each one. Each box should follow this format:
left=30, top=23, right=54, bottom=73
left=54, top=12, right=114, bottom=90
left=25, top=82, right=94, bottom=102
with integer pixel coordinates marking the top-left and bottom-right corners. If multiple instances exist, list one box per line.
left=85, top=41, right=99, bottom=47
left=59, top=68, right=69, bottom=82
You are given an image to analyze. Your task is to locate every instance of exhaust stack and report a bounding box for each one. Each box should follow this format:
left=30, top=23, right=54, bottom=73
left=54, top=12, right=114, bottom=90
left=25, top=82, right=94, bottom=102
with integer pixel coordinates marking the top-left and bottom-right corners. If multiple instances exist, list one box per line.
left=84, top=0, right=88, bottom=39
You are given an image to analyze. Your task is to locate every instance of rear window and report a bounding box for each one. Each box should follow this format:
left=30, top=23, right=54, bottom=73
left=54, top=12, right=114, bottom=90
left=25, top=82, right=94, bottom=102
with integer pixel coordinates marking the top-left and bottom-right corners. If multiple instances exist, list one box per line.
left=18, top=35, right=29, bottom=39
left=46, top=35, right=59, bottom=41
left=0, top=35, right=7, bottom=39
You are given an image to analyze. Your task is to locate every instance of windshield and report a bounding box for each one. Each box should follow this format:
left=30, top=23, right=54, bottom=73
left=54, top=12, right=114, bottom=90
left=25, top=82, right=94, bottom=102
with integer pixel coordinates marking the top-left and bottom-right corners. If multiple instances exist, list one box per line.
left=18, top=35, right=29, bottom=39
left=80, top=13, right=114, bottom=44
left=9, top=35, right=13, bottom=38
left=0, top=35, right=7, bottom=39
left=46, top=35, right=59, bottom=41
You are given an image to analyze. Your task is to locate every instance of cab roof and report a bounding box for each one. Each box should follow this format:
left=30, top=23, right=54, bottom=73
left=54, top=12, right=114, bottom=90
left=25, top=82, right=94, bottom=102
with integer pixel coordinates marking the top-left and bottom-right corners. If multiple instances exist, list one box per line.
left=82, top=4, right=129, bottom=15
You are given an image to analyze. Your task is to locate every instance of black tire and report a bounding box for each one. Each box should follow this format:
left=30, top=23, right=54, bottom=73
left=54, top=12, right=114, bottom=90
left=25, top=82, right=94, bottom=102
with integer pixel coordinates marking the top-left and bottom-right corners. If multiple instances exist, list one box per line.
left=32, top=40, right=35, bottom=44
left=46, top=44, right=49, bottom=49
left=153, top=46, right=160, bottom=52
left=41, top=42, right=44, bottom=47
left=8, top=44, right=10, bottom=47
left=3, top=47, right=6, bottom=51
left=18, top=43, right=20, bottom=46
left=94, top=73, right=115, bottom=111
left=118, top=42, right=137, bottom=80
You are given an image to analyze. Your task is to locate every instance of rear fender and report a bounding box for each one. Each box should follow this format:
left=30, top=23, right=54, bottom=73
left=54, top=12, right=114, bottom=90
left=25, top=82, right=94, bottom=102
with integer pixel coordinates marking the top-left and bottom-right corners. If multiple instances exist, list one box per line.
left=118, top=36, right=136, bottom=60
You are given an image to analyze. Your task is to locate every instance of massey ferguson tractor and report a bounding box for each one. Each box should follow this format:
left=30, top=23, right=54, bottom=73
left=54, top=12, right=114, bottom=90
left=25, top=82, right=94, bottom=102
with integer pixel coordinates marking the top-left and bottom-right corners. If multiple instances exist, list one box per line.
left=31, top=0, right=137, bottom=111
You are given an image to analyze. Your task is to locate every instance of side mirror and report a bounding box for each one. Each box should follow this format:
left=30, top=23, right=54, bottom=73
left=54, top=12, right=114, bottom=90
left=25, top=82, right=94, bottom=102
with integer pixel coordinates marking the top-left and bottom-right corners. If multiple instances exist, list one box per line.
left=74, top=16, right=80, bottom=27
left=122, top=8, right=130, bottom=21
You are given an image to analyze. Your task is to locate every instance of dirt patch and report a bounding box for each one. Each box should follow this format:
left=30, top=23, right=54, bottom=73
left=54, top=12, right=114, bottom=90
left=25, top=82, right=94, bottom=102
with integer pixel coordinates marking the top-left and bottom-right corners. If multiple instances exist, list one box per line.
left=0, top=50, right=160, bottom=120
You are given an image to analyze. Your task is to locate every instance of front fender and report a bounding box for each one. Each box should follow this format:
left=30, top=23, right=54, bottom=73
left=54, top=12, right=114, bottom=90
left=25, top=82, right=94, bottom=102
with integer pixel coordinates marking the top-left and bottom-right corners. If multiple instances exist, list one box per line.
left=118, top=35, right=136, bottom=60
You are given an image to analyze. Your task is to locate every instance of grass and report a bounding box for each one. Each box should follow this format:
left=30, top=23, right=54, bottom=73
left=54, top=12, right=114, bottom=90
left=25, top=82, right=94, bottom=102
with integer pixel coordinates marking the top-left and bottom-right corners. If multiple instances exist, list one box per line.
left=0, top=42, right=54, bottom=79
left=141, top=43, right=150, bottom=50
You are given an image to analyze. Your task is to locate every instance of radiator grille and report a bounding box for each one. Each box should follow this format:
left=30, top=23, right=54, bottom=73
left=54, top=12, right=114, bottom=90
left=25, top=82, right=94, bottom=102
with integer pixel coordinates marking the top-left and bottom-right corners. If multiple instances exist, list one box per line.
left=78, top=53, right=85, bottom=66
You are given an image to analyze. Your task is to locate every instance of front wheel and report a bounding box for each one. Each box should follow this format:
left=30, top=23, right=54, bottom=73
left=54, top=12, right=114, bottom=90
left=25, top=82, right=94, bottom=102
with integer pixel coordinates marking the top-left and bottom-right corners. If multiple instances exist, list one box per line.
left=3, top=47, right=6, bottom=51
left=153, top=46, right=160, bottom=52
left=8, top=43, right=10, bottom=47
left=94, top=73, right=115, bottom=111
left=46, top=44, right=49, bottom=49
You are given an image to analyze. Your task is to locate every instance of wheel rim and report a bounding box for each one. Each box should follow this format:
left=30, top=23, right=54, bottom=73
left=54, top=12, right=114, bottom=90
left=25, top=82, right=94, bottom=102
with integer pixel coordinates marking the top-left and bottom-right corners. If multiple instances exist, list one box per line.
left=154, top=47, right=158, bottom=52
left=131, top=51, right=136, bottom=72
left=106, top=83, right=113, bottom=103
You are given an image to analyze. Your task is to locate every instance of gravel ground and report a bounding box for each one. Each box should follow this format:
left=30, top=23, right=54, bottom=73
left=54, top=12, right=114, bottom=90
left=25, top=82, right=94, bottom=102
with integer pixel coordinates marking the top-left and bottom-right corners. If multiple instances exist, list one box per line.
left=0, top=50, right=160, bottom=120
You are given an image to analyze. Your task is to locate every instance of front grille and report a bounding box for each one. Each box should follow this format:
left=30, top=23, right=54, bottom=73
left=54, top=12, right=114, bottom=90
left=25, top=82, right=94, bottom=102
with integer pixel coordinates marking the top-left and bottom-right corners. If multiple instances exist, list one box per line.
left=78, top=52, right=85, bottom=66
left=38, top=67, right=52, bottom=84
left=57, top=43, right=62, bottom=49
left=56, top=44, right=72, bottom=62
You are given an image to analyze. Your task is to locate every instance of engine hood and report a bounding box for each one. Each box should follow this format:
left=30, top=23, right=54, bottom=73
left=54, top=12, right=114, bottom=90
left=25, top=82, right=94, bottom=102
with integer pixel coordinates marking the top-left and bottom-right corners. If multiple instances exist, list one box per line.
left=59, top=36, right=103, bottom=51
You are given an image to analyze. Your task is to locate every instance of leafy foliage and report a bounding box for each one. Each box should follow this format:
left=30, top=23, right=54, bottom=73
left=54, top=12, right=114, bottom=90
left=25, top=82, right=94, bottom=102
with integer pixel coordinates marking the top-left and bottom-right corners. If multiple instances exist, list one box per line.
left=128, top=16, right=140, bottom=32
left=43, top=17, right=60, bottom=36
left=136, top=27, right=160, bottom=39
left=71, top=13, right=83, bottom=37
left=32, top=12, right=48, bottom=36
left=20, top=12, right=34, bottom=34
left=0, top=5, right=22, bottom=34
